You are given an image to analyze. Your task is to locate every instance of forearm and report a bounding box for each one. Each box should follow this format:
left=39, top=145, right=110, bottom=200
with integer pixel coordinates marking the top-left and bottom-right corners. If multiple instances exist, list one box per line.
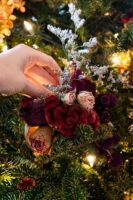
left=0, top=53, right=15, bottom=94
left=0, top=55, right=6, bottom=93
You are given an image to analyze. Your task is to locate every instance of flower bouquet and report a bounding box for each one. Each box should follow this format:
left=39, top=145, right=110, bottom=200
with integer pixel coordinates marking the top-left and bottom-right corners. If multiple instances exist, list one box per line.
left=20, top=3, right=132, bottom=170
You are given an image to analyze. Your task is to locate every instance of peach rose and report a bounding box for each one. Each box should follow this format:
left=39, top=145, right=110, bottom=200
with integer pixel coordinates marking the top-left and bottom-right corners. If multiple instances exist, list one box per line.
left=63, top=90, right=76, bottom=105
left=77, top=91, right=95, bottom=112
left=24, top=125, right=53, bottom=155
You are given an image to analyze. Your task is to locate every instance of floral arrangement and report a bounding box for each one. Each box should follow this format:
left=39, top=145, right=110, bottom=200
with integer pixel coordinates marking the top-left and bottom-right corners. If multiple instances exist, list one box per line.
left=20, top=3, right=132, bottom=170
left=0, top=0, right=25, bottom=41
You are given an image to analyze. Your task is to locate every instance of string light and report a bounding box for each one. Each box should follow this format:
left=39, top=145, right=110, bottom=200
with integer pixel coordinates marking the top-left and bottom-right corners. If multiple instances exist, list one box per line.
left=104, top=12, right=112, bottom=16
left=114, top=33, right=119, bottom=38
left=112, top=55, right=120, bottom=65
left=86, top=154, right=96, bottom=167
left=2, top=44, right=8, bottom=52
left=23, top=21, right=34, bottom=34
left=123, top=191, right=133, bottom=200
left=32, top=44, right=39, bottom=49
left=110, top=51, right=131, bottom=71
left=31, top=16, right=38, bottom=22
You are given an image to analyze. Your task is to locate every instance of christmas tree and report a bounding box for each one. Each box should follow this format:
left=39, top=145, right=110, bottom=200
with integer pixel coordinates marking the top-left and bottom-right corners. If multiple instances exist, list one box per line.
left=0, top=0, right=133, bottom=200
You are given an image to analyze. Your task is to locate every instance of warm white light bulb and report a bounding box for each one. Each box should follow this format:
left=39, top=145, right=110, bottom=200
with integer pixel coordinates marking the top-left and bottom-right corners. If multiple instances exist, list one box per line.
left=86, top=155, right=96, bottom=167
left=24, top=21, right=33, bottom=33
left=2, top=44, right=8, bottom=51
left=104, top=12, right=111, bottom=16
left=112, top=56, right=120, bottom=65
left=32, top=44, right=39, bottom=49
left=114, top=33, right=119, bottom=38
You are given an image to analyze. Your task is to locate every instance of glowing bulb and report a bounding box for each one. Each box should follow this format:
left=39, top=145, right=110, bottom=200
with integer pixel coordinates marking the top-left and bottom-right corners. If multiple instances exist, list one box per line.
left=2, top=44, right=8, bottom=51
left=110, top=51, right=131, bottom=71
left=104, top=12, right=111, bottom=16
left=24, top=21, right=33, bottom=33
left=86, top=155, right=96, bottom=167
left=114, top=33, right=119, bottom=38
left=112, top=55, right=120, bottom=65
left=32, top=44, right=39, bottom=49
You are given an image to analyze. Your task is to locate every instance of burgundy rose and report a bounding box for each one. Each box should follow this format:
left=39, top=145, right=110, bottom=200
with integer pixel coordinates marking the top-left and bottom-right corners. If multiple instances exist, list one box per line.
left=68, top=104, right=89, bottom=125
left=44, top=95, right=61, bottom=111
left=97, top=134, right=120, bottom=151
left=70, top=69, right=83, bottom=80
left=20, top=98, right=46, bottom=126
left=44, top=96, right=73, bottom=137
left=109, top=94, right=118, bottom=107
left=100, top=110, right=111, bottom=123
left=88, top=110, right=100, bottom=130
left=17, top=177, right=36, bottom=191
left=95, top=94, right=117, bottom=109
left=59, top=105, right=89, bottom=138
left=44, top=96, right=66, bottom=126
left=97, top=94, right=111, bottom=107
left=97, top=134, right=122, bottom=170
left=44, top=95, right=62, bottom=126
left=54, top=105, right=68, bottom=122
left=108, top=152, right=123, bottom=170
left=44, top=96, right=90, bottom=138
left=71, top=78, right=96, bottom=94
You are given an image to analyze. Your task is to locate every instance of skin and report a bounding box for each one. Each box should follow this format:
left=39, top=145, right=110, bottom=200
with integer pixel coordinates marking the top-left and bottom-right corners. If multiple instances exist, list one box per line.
left=0, top=44, right=62, bottom=97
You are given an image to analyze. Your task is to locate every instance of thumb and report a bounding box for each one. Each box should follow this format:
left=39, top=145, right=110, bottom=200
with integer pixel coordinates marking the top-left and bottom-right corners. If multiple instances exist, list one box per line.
left=23, top=77, right=54, bottom=98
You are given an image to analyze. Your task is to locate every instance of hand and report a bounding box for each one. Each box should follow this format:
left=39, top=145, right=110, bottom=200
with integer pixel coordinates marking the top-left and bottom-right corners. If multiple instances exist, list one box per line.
left=0, top=44, right=62, bottom=97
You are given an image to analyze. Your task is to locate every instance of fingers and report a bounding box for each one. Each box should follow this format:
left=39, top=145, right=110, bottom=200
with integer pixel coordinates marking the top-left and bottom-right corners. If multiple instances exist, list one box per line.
left=24, top=64, right=59, bottom=86
left=23, top=76, right=54, bottom=98
left=14, top=44, right=62, bottom=84
left=24, top=47, right=62, bottom=83
left=35, top=52, right=62, bottom=84
left=35, top=52, right=62, bottom=77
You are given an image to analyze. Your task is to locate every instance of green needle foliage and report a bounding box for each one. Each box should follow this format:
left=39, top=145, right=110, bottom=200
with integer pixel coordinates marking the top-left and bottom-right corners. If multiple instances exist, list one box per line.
left=0, top=0, right=133, bottom=199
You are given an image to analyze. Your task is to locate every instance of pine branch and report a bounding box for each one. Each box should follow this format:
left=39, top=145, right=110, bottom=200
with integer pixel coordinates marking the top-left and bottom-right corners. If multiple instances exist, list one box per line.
left=61, top=167, right=89, bottom=200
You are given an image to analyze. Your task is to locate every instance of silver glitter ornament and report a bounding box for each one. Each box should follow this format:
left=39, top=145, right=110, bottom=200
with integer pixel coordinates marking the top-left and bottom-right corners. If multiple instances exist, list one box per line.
left=127, top=108, right=133, bottom=119
left=128, top=124, right=133, bottom=134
